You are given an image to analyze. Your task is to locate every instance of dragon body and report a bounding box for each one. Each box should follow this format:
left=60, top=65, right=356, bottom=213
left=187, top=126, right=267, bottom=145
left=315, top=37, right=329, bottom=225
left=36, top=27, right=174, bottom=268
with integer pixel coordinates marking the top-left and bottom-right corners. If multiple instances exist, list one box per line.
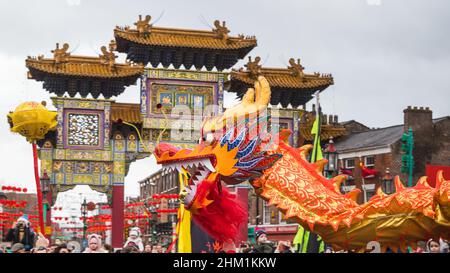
left=155, top=76, right=450, bottom=251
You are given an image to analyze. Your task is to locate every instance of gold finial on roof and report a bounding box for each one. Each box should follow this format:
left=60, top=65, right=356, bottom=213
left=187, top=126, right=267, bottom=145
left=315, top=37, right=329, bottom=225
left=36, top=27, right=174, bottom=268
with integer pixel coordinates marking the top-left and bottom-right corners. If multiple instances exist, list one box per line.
left=51, top=43, right=70, bottom=64
left=213, top=20, right=230, bottom=41
left=99, top=43, right=117, bottom=67
left=134, top=15, right=152, bottom=35
left=244, top=56, right=261, bottom=79
left=108, top=39, right=117, bottom=52
left=288, top=58, right=304, bottom=77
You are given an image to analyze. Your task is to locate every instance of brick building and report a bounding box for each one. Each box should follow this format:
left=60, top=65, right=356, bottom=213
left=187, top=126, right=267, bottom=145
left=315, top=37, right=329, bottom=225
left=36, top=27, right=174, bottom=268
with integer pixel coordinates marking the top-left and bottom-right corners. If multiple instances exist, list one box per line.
left=0, top=192, right=38, bottom=242
left=335, top=106, right=450, bottom=204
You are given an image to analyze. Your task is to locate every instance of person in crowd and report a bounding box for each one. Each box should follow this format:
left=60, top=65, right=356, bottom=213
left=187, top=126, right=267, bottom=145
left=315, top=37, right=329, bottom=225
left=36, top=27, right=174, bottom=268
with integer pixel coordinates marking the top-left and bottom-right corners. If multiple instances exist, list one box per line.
left=275, top=241, right=292, bottom=253
left=5, top=215, right=36, bottom=251
left=123, top=227, right=144, bottom=252
left=54, top=243, right=71, bottom=253
left=103, top=244, right=113, bottom=253
left=11, top=243, right=26, bottom=253
left=152, top=244, right=163, bottom=253
left=238, top=242, right=252, bottom=253
left=47, top=244, right=60, bottom=253
left=440, top=238, right=449, bottom=253
left=221, top=239, right=237, bottom=253
left=144, top=244, right=152, bottom=253
left=31, top=246, right=48, bottom=253
left=425, top=239, right=441, bottom=253
left=250, top=229, right=275, bottom=253
left=121, top=245, right=141, bottom=253
left=83, top=234, right=107, bottom=253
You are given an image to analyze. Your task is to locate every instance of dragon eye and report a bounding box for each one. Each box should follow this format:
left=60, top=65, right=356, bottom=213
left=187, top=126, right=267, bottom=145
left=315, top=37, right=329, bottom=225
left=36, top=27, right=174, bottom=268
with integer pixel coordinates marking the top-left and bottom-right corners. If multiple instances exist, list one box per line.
left=203, top=133, right=214, bottom=144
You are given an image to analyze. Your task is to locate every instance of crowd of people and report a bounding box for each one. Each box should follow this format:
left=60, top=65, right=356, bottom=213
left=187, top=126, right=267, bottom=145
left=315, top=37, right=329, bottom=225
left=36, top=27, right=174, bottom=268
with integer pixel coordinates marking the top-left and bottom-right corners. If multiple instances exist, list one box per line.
left=1, top=216, right=448, bottom=253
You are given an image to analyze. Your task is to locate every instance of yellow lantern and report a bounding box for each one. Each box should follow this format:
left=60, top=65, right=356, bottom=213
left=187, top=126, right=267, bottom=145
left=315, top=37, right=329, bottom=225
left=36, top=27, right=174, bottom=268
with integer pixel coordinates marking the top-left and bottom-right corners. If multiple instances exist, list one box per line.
left=7, top=101, right=57, bottom=142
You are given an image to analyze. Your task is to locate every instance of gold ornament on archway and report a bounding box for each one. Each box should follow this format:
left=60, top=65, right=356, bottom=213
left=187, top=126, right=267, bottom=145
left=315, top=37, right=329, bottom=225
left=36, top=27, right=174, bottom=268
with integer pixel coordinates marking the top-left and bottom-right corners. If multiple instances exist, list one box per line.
left=7, top=101, right=57, bottom=237
left=7, top=101, right=57, bottom=142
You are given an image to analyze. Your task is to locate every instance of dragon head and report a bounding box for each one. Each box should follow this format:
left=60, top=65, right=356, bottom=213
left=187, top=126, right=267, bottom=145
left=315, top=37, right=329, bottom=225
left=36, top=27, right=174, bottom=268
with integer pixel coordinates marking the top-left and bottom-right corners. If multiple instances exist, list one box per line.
left=155, top=76, right=281, bottom=212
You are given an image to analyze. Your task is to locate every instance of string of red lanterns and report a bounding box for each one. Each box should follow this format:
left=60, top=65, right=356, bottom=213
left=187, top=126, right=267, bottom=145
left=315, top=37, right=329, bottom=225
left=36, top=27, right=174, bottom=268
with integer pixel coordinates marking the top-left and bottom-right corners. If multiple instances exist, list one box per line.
left=0, top=200, right=27, bottom=208
left=152, top=194, right=179, bottom=199
left=1, top=185, right=28, bottom=193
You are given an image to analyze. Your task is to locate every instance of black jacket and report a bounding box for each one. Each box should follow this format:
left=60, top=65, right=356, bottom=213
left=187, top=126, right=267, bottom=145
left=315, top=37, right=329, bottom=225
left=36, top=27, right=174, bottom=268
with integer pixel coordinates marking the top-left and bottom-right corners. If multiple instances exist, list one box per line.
left=5, top=227, right=35, bottom=250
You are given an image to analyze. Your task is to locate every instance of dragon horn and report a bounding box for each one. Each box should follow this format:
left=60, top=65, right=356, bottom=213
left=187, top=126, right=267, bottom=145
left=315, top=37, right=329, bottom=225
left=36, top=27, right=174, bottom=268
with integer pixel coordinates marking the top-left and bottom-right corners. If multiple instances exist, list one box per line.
left=313, top=158, right=328, bottom=174
left=330, top=175, right=347, bottom=193
left=414, top=176, right=432, bottom=189
left=298, top=144, right=313, bottom=160
left=254, top=76, right=271, bottom=106
left=435, top=170, right=444, bottom=189
left=241, top=87, right=255, bottom=105
left=376, top=187, right=387, bottom=197
left=345, top=188, right=361, bottom=202
left=394, top=176, right=405, bottom=192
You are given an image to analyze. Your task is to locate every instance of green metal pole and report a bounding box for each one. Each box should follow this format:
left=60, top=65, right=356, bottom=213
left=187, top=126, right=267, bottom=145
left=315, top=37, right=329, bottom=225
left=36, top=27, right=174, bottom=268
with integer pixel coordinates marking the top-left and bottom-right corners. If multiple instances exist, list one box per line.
left=408, top=127, right=413, bottom=187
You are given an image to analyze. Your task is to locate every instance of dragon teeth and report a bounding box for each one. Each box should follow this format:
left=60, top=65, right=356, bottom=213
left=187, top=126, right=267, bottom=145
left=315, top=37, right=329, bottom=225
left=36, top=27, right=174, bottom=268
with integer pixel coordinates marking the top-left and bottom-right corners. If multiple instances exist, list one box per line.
left=202, top=159, right=216, bottom=172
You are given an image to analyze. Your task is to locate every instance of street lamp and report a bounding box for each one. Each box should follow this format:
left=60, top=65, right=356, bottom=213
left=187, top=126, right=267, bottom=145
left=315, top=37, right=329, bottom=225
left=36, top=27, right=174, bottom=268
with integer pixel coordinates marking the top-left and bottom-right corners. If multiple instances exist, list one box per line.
left=324, top=137, right=339, bottom=178
left=40, top=171, right=51, bottom=237
left=81, top=198, right=88, bottom=249
left=41, top=171, right=50, bottom=195
left=381, top=168, right=394, bottom=194
left=148, top=204, right=159, bottom=246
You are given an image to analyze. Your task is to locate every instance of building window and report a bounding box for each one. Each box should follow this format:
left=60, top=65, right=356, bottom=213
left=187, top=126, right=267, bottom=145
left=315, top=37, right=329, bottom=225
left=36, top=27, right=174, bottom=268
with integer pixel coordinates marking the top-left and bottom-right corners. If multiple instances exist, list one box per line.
left=263, top=201, right=271, bottom=225
left=365, top=156, right=375, bottom=167
left=279, top=211, right=287, bottom=224
left=345, top=159, right=355, bottom=169
left=365, top=190, right=375, bottom=202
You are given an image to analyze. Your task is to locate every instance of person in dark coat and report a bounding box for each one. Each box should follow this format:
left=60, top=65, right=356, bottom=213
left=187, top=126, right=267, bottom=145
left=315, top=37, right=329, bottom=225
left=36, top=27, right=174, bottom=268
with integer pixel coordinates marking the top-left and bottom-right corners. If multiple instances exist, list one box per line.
left=5, top=215, right=36, bottom=251
left=250, top=229, right=275, bottom=253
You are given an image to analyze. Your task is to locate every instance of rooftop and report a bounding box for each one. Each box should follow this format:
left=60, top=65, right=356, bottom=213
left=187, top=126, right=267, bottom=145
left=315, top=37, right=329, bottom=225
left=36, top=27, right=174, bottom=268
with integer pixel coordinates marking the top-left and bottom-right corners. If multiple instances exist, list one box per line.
left=334, top=125, right=404, bottom=152
left=26, top=42, right=144, bottom=98
left=228, top=57, right=333, bottom=108
left=114, top=15, right=257, bottom=70
left=111, top=102, right=141, bottom=124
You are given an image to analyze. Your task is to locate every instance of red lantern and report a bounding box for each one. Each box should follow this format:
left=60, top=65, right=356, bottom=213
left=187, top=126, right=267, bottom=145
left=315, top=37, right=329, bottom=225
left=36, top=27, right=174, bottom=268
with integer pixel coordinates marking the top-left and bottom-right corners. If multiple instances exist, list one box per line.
left=87, top=202, right=96, bottom=211
left=23, top=188, right=28, bottom=193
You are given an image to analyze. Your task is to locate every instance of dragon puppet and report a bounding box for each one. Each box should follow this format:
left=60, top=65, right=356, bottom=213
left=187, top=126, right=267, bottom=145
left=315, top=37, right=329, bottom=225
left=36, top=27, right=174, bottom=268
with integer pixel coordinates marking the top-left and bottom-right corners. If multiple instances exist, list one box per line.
left=155, top=76, right=450, bottom=252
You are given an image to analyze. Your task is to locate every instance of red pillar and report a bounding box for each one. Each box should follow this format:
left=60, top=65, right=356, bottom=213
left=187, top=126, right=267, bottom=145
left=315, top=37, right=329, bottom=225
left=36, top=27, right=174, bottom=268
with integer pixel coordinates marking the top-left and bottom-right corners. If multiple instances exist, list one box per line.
left=111, top=184, right=124, bottom=249
left=236, top=187, right=249, bottom=243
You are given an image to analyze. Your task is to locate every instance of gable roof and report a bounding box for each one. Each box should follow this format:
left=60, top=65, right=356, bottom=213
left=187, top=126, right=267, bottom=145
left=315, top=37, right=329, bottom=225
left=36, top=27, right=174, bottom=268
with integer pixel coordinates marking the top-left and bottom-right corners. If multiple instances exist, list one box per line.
left=334, top=125, right=404, bottom=152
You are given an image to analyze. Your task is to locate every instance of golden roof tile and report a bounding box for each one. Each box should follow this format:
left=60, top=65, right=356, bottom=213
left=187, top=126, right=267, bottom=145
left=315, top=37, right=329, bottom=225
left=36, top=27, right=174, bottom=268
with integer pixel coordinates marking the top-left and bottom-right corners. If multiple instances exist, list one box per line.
left=114, top=16, right=257, bottom=51
left=26, top=43, right=144, bottom=79
left=231, top=57, right=334, bottom=89
left=111, top=103, right=142, bottom=124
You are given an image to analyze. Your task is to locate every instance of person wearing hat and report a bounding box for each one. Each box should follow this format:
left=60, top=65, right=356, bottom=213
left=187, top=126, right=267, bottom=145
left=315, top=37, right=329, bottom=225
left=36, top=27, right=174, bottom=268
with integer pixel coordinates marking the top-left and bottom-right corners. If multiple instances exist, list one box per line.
left=123, top=227, right=144, bottom=252
left=250, top=229, right=275, bottom=253
left=5, top=215, right=36, bottom=251
left=83, top=234, right=107, bottom=253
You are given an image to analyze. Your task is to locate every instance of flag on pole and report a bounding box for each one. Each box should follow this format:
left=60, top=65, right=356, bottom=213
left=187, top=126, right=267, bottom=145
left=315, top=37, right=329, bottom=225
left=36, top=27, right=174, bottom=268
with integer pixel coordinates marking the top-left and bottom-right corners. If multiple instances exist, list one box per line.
left=293, top=102, right=325, bottom=253
left=310, top=113, right=323, bottom=162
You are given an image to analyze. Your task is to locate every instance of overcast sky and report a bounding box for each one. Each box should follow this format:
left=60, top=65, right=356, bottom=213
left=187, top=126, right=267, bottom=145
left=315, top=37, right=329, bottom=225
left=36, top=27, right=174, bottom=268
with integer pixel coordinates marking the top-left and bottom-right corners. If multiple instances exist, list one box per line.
left=0, top=0, right=449, bottom=198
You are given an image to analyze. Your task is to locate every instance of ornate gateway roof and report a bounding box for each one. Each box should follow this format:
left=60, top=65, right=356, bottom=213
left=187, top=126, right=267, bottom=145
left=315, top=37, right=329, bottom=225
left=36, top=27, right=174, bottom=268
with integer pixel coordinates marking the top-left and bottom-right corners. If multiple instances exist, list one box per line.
left=114, top=15, right=257, bottom=70
left=228, top=57, right=334, bottom=108
left=26, top=42, right=144, bottom=99
left=110, top=102, right=142, bottom=124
